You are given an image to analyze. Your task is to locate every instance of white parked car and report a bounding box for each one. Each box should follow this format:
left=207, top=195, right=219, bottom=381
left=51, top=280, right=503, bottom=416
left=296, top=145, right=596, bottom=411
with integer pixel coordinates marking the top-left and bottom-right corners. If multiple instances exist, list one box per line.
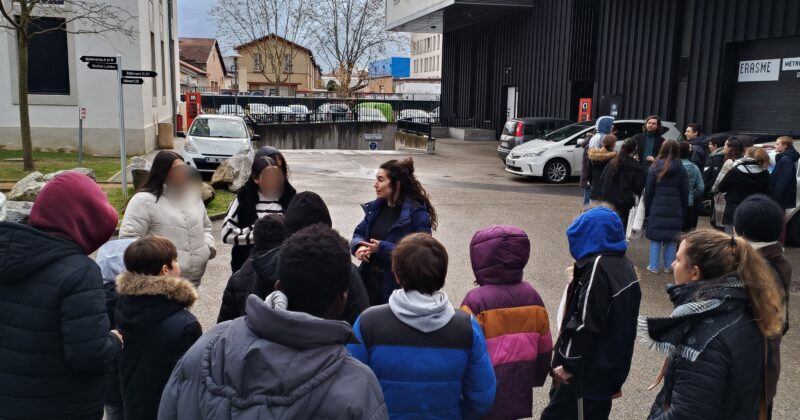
left=398, top=109, right=431, bottom=123
left=289, top=105, right=312, bottom=122
left=316, top=103, right=352, bottom=121
left=358, top=108, right=388, bottom=122
left=248, top=103, right=271, bottom=115
left=505, top=119, right=681, bottom=183
left=180, top=115, right=257, bottom=173
left=218, top=104, right=245, bottom=117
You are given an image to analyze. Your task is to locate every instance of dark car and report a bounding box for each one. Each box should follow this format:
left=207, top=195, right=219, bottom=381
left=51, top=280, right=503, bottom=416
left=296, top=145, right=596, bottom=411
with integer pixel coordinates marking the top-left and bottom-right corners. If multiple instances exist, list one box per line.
left=497, top=117, right=573, bottom=161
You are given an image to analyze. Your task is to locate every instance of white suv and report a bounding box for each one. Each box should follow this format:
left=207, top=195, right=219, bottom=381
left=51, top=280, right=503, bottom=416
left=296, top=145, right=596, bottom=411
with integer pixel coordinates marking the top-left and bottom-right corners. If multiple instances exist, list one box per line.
left=505, top=119, right=681, bottom=183
left=180, top=115, right=257, bottom=173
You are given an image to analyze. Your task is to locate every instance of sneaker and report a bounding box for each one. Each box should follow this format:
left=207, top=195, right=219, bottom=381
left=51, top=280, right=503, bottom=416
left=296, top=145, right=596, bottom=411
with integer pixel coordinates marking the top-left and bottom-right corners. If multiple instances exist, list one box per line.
left=664, top=268, right=674, bottom=274
left=646, top=266, right=660, bottom=274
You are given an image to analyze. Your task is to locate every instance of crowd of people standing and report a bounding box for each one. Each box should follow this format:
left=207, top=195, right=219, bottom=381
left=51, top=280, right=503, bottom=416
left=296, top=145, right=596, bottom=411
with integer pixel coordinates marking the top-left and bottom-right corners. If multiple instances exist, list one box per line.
left=0, top=119, right=795, bottom=419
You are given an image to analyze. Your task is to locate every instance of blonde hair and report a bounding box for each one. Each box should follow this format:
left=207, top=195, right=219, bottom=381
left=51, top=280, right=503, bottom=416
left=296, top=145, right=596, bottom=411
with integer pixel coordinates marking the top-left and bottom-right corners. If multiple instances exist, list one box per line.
left=746, top=147, right=770, bottom=169
left=681, top=229, right=784, bottom=338
left=776, top=136, right=794, bottom=148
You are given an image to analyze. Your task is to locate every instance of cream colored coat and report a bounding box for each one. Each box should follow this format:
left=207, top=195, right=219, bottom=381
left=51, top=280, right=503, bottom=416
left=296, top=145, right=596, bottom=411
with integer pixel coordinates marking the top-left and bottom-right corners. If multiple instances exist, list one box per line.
left=120, top=190, right=215, bottom=286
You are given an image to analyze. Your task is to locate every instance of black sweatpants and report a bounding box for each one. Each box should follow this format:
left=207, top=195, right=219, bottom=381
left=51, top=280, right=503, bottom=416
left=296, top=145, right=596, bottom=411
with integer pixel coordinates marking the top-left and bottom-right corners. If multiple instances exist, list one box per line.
left=541, top=383, right=612, bottom=420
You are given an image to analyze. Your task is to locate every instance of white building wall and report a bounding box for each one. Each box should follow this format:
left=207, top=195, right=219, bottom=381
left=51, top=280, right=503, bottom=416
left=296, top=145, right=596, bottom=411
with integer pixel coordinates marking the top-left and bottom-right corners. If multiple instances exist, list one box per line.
left=0, top=0, right=178, bottom=156
left=410, top=33, right=442, bottom=79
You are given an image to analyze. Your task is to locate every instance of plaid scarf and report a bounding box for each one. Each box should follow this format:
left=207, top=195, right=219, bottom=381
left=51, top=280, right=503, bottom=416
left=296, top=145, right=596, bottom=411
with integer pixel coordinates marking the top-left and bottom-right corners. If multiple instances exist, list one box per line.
left=638, top=275, right=749, bottom=362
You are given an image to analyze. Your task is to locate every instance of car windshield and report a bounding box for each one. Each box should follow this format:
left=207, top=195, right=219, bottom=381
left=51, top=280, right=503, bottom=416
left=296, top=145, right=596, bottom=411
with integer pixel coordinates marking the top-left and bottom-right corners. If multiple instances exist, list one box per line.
left=330, top=104, right=349, bottom=112
left=360, top=108, right=380, bottom=116
left=189, top=118, right=247, bottom=138
left=502, top=121, right=518, bottom=135
left=540, top=123, right=591, bottom=142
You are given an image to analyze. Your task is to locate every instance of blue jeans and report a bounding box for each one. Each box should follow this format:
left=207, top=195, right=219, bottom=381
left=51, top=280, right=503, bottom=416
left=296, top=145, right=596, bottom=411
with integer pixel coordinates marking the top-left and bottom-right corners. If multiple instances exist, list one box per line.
left=649, top=241, right=677, bottom=271
left=583, top=187, right=591, bottom=206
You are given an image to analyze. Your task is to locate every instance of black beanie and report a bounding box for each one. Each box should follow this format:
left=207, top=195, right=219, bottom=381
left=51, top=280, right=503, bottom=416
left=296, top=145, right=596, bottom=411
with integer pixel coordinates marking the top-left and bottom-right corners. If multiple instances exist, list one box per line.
left=284, top=192, right=332, bottom=238
left=733, top=194, right=784, bottom=242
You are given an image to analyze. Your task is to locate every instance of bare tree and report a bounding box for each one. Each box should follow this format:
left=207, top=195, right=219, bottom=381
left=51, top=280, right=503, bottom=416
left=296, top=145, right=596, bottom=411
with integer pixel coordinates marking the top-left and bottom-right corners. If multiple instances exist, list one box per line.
left=213, top=0, right=313, bottom=92
left=0, top=0, right=134, bottom=171
left=309, top=0, right=405, bottom=96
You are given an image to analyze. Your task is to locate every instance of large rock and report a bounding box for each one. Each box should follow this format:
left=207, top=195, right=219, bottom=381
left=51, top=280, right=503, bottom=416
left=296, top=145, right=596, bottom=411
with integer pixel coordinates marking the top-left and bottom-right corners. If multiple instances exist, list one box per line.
left=43, top=167, right=97, bottom=182
left=4, top=201, right=34, bottom=224
left=200, top=182, right=215, bottom=205
left=8, top=172, right=45, bottom=202
left=211, top=155, right=252, bottom=192
left=130, top=156, right=151, bottom=189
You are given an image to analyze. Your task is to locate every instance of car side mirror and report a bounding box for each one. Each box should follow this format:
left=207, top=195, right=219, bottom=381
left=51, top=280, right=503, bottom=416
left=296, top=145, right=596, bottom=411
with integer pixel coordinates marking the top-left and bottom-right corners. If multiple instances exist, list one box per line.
left=176, top=131, right=186, bottom=138
left=251, top=134, right=261, bottom=141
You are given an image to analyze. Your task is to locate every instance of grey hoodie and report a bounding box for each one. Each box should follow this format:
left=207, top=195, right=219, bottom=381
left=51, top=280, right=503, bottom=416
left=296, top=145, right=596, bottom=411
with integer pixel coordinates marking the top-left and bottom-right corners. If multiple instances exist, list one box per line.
left=388, top=289, right=456, bottom=333
left=157, top=295, right=388, bottom=420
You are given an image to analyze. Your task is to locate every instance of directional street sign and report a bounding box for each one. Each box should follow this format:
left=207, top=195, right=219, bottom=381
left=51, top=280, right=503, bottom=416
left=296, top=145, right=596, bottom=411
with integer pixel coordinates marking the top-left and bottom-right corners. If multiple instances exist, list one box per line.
left=88, top=62, right=118, bottom=70
left=80, top=56, right=116, bottom=63
left=121, top=77, right=144, bottom=85
left=122, top=70, right=157, bottom=78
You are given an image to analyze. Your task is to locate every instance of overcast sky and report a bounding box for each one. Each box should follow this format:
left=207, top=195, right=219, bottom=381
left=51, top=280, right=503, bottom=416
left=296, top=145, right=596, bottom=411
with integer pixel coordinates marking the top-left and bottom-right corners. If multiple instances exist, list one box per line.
left=178, top=0, right=217, bottom=39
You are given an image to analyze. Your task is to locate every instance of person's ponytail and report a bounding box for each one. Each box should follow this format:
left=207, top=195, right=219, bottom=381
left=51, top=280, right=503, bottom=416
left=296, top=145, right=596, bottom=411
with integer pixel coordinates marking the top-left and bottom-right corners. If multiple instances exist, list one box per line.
left=731, top=236, right=785, bottom=338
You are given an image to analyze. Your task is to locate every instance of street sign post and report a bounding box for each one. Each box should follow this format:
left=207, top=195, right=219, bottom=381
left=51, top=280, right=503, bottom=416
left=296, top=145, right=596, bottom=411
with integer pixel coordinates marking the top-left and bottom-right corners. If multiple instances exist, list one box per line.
left=88, top=62, right=118, bottom=70
left=80, top=55, right=116, bottom=63
left=122, top=70, right=157, bottom=78
left=81, top=55, right=159, bottom=202
left=121, top=77, right=144, bottom=85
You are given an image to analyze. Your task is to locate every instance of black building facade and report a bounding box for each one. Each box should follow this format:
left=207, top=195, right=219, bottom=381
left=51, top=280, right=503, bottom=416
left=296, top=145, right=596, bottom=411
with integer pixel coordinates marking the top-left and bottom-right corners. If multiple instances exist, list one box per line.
left=438, top=0, right=800, bottom=137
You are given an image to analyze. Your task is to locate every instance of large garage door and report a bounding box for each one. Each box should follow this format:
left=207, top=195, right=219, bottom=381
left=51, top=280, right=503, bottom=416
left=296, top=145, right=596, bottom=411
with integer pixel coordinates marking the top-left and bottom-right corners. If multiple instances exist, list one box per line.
left=729, top=36, right=800, bottom=135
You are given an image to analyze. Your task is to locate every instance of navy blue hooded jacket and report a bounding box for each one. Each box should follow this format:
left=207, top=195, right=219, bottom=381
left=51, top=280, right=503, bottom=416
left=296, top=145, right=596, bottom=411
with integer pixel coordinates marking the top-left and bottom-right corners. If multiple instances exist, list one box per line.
left=770, top=145, right=799, bottom=209
left=555, top=207, right=641, bottom=399
left=645, top=160, right=688, bottom=242
left=351, top=198, right=432, bottom=303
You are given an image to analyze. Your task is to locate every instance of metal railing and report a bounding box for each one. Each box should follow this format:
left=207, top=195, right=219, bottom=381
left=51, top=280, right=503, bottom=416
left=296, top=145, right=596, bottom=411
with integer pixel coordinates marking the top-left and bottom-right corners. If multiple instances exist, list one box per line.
left=398, top=119, right=433, bottom=138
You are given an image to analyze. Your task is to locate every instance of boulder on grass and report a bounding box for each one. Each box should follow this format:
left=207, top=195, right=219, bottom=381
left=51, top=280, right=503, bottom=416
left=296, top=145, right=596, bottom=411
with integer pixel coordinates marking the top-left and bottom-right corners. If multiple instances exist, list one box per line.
left=211, top=155, right=252, bottom=192
left=43, top=167, right=97, bottom=182
left=130, top=156, right=151, bottom=189
left=8, top=172, right=45, bottom=202
left=200, top=182, right=215, bottom=205
left=5, top=201, right=34, bottom=224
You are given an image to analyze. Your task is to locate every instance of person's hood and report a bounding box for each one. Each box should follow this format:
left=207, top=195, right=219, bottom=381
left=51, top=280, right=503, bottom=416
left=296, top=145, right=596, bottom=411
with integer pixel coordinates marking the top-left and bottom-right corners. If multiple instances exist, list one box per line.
left=0, top=222, right=84, bottom=284
left=284, top=191, right=332, bottom=237
left=596, top=116, right=614, bottom=135
left=469, top=225, right=529, bottom=286
left=96, top=239, right=136, bottom=284
left=588, top=148, right=617, bottom=163
left=115, top=272, right=197, bottom=331
left=201, top=295, right=358, bottom=406
left=689, top=134, right=708, bottom=147
left=389, top=289, right=455, bottom=333
left=777, top=146, right=799, bottom=164
left=734, top=157, right=767, bottom=174
left=567, top=206, right=627, bottom=261
left=362, top=197, right=427, bottom=230
left=29, top=172, right=118, bottom=255
left=710, top=147, right=725, bottom=156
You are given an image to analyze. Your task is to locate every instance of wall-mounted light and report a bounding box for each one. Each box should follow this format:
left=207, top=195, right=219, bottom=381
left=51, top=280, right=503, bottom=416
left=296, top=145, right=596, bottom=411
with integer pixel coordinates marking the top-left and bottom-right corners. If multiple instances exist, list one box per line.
left=504, top=66, right=512, bottom=75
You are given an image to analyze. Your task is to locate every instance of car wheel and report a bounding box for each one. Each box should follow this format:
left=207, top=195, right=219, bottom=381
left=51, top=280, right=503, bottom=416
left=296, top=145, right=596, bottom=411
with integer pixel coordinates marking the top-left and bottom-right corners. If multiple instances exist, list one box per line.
left=544, top=159, right=570, bottom=183
left=786, top=213, right=800, bottom=247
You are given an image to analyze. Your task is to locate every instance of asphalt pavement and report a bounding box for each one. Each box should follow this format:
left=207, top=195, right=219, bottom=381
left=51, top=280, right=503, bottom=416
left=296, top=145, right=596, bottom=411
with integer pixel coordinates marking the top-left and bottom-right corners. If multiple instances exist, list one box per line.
left=191, top=139, right=800, bottom=419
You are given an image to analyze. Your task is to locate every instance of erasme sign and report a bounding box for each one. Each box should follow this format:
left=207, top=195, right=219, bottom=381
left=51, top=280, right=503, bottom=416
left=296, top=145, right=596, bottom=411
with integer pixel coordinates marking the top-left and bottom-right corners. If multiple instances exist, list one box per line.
left=738, top=59, right=780, bottom=82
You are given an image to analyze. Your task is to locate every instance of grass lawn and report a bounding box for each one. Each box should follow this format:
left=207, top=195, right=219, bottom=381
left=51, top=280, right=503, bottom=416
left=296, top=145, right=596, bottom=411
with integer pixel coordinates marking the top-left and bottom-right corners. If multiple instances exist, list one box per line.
left=0, top=150, right=122, bottom=182
left=103, top=186, right=234, bottom=218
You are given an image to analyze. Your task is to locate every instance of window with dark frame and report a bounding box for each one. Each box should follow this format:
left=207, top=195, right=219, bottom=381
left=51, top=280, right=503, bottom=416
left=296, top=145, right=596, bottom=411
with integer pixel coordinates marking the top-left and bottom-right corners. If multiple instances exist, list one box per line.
left=25, top=16, right=70, bottom=95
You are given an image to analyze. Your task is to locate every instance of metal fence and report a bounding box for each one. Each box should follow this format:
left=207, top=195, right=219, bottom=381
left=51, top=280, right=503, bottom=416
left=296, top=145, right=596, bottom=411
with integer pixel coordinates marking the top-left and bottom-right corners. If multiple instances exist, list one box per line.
left=397, top=119, right=433, bottom=138
left=199, top=93, right=440, bottom=126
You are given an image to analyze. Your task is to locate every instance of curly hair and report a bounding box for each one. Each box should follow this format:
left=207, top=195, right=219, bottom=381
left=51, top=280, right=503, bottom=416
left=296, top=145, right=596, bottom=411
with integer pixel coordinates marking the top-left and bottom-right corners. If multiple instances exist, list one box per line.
left=380, top=157, right=438, bottom=230
left=278, top=224, right=350, bottom=317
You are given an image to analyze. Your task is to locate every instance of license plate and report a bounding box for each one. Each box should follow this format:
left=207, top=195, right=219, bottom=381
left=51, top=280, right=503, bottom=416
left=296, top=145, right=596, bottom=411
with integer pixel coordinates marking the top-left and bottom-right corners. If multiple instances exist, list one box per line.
left=205, top=157, right=224, bottom=164
left=500, top=142, right=509, bottom=148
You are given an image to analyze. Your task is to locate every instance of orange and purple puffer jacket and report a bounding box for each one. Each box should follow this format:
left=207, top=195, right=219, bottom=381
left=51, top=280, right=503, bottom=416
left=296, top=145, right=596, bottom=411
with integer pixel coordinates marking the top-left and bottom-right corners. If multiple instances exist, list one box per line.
left=461, top=225, right=552, bottom=420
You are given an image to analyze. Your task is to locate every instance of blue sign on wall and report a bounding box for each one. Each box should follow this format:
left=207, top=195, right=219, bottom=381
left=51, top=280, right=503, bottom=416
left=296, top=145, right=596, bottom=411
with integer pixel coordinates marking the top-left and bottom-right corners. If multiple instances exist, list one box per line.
left=368, top=141, right=379, bottom=150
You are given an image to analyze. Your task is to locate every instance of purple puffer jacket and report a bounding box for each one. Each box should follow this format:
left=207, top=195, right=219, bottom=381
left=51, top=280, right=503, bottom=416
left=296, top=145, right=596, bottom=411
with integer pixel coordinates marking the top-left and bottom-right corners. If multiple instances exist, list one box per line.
left=460, top=225, right=552, bottom=420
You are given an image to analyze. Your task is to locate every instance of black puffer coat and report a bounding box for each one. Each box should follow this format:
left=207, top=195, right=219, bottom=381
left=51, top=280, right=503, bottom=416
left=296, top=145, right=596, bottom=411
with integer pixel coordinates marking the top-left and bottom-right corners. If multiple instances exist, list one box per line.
left=0, top=222, right=122, bottom=419
left=644, top=160, right=688, bottom=242
left=600, top=155, right=648, bottom=209
left=116, top=272, right=202, bottom=420
left=587, top=148, right=617, bottom=200
left=717, top=158, right=770, bottom=225
left=217, top=247, right=280, bottom=323
left=646, top=278, right=765, bottom=420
